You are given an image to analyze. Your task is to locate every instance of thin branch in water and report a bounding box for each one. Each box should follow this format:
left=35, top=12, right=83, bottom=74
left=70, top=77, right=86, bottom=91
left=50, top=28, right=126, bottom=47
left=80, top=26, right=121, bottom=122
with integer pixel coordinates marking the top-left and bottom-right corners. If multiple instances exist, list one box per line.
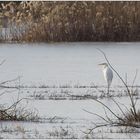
left=131, top=69, right=138, bottom=107
left=103, top=107, right=114, bottom=123
left=110, top=97, right=129, bottom=120
left=0, top=59, right=6, bottom=66
left=85, top=123, right=112, bottom=134
left=4, top=97, right=31, bottom=112
left=132, top=69, right=138, bottom=88
left=116, top=100, right=132, bottom=115
left=0, top=77, right=21, bottom=86
left=65, top=92, right=125, bottom=122
left=83, top=109, right=109, bottom=123
left=125, top=73, right=128, bottom=85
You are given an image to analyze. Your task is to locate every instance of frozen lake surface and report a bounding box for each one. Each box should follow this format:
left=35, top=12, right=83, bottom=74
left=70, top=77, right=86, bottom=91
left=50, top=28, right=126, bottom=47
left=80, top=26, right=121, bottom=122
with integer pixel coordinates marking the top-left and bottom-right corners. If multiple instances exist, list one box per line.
left=0, top=42, right=140, bottom=139
left=0, top=42, right=140, bottom=86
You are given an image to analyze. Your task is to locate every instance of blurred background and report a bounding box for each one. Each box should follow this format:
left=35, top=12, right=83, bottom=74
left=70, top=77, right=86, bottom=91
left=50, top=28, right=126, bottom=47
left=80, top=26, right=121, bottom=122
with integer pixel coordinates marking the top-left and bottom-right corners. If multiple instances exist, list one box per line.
left=0, top=1, right=140, bottom=42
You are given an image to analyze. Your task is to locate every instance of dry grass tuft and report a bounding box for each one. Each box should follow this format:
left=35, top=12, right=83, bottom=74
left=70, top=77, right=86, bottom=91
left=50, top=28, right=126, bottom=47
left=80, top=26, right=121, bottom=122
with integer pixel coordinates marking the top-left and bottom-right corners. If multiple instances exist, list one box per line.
left=0, top=101, right=39, bottom=122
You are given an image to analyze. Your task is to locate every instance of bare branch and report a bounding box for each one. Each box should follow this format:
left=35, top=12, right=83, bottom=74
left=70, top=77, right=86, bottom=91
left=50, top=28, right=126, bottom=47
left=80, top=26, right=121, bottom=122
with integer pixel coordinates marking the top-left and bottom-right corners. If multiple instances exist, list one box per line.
left=83, top=109, right=109, bottom=123
left=65, top=92, right=125, bottom=122
left=132, top=69, right=138, bottom=88
left=0, top=59, right=6, bottom=66
left=4, top=97, right=31, bottom=111
left=97, top=48, right=138, bottom=120
left=0, top=77, right=21, bottom=86
left=110, top=97, right=129, bottom=120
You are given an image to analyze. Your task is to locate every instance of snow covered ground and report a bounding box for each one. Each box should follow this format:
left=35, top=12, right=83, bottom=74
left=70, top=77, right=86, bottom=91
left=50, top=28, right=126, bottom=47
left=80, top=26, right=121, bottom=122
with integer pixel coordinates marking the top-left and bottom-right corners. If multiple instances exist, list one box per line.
left=0, top=42, right=140, bottom=139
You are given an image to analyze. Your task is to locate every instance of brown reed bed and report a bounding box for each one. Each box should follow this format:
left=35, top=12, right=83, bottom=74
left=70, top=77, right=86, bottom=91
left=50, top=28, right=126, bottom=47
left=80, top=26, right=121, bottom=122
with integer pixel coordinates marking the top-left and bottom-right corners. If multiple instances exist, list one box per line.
left=0, top=1, right=140, bottom=42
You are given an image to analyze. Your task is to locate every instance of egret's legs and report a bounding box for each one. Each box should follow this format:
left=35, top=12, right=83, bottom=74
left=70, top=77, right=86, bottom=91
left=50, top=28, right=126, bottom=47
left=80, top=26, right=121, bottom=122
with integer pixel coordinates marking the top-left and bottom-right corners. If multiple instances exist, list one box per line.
left=107, top=84, right=110, bottom=95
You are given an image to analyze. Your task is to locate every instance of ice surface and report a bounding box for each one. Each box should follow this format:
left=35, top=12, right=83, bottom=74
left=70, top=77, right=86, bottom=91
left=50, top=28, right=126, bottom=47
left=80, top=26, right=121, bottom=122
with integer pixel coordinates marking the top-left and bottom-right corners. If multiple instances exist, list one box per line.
left=0, top=42, right=139, bottom=86
left=0, top=42, right=140, bottom=139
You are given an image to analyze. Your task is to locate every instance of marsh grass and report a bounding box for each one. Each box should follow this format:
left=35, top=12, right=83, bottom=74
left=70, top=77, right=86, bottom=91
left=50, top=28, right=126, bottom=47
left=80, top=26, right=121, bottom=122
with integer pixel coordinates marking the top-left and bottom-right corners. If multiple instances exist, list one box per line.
left=124, top=111, right=140, bottom=125
left=0, top=97, right=39, bottom=122
left=1, top=1, right=140, bottom=42
left=46, top=126, right=77, bottom=139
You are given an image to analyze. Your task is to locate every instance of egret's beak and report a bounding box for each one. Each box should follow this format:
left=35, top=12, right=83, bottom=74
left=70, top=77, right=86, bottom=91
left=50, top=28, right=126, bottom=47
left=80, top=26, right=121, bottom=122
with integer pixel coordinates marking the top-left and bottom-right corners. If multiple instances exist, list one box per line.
left=98, top=63, right=103, bottom=66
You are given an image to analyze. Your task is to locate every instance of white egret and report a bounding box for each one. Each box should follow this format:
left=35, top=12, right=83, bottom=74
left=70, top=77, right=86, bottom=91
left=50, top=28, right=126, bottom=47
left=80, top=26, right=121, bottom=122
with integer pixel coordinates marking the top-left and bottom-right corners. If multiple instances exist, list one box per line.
left=99, top=63, right=113, bottom=94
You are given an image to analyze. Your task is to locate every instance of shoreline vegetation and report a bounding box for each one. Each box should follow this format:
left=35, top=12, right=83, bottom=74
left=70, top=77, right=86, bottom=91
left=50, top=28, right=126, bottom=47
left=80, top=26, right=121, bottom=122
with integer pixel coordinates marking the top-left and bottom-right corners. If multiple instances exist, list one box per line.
left=0, top=1, right=140, bottom=42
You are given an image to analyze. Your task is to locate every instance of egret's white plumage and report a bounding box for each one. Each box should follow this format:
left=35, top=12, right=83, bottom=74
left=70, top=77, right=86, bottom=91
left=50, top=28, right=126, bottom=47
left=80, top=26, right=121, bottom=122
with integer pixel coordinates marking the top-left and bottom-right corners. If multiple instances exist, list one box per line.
left=99, top=63, right=113, bottom=94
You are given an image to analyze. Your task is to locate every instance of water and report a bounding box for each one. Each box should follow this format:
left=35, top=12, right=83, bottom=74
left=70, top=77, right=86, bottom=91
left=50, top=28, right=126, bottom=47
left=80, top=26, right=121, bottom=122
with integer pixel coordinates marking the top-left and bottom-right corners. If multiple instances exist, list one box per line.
left=0, top=42, right=140, bottom=139
left=0, top=42, right=140, bottom=86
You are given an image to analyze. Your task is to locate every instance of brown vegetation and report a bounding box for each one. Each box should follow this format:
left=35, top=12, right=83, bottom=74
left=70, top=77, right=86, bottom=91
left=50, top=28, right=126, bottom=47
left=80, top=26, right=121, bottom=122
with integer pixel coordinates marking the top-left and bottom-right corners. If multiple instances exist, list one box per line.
left=0, top=1, right=140, bottom=42
left=0, top=99, right=39, bottom=121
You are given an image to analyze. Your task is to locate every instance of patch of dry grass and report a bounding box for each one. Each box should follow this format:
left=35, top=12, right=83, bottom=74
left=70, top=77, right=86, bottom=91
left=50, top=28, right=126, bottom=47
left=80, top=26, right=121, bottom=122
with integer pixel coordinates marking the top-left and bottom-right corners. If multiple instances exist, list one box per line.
left=0, top=100, right=39, bottom=122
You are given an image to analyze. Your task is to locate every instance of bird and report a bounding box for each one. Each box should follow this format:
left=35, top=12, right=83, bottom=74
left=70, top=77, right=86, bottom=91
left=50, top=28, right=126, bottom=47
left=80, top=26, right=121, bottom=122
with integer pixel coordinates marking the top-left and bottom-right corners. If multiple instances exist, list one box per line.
left=98, top=63, right=113, bottom=95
